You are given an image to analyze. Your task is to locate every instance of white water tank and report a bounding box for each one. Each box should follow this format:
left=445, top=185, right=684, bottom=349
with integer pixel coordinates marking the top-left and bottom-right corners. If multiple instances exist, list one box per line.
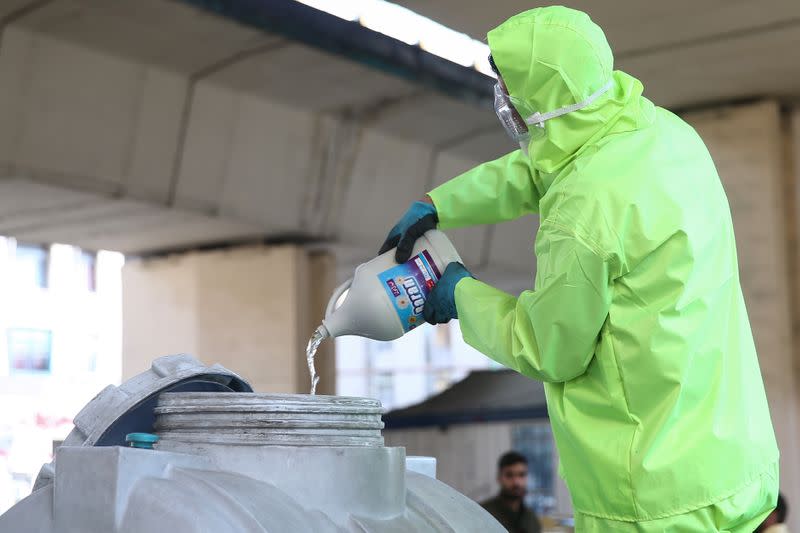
left=0, top=355, right=504, bottom=532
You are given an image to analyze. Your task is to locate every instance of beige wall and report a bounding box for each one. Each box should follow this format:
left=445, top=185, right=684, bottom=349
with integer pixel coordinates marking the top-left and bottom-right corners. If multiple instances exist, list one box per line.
left=685, top=101, right=800, bottom=528
left=122, top=244, right=336, bottom=394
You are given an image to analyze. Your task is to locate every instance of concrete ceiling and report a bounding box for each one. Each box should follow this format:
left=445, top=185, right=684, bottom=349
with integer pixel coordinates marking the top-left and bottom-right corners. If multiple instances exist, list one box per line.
left=7, top=0, right=506, bottom=160
left=397, top=0, right=800, bottom=109
left=9, top=0, right=799, bottom=153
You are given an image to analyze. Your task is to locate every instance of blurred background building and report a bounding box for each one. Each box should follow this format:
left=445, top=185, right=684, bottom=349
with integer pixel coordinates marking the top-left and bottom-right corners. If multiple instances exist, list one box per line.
left=0, top=239, right=122, bottom=512
left=0, top=0, right=797, bottom=528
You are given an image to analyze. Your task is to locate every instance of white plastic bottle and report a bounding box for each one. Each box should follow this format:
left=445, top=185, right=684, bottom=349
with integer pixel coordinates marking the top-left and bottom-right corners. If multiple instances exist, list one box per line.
left=320, top=230, right=462, bottom=341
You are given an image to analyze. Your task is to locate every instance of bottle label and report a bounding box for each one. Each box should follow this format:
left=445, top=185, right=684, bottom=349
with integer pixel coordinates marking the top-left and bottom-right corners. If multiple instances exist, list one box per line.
left=377, top=250, right=441, bottom=332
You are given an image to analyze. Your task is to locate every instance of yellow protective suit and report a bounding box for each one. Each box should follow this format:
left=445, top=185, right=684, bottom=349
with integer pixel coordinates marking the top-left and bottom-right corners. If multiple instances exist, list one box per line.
left=427, top=6, right=779, bottom=531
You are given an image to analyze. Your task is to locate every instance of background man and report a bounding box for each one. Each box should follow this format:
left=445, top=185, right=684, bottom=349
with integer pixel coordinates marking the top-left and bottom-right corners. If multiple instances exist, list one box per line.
left=481, top=451, right=541, bottom=533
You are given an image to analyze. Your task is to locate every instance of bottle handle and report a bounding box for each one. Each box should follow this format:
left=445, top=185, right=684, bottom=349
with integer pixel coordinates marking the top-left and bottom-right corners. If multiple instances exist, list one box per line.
left=325, top=277, right=353, bottom=320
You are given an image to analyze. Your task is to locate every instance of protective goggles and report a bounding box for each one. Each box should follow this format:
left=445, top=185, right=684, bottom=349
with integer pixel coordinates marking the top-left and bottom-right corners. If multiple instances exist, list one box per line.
left=494, top=80, right=614, bottom=144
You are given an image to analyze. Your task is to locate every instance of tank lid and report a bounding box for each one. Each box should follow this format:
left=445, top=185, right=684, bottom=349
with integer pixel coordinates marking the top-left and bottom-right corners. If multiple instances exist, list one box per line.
left=33, top=354, right=252, bottom=489
left=155, top=392, right=384, bottom=448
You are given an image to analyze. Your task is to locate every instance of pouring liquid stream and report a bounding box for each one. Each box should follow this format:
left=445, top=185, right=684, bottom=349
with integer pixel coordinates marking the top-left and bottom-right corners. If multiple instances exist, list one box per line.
left=306, top=326, right=328, bottom=395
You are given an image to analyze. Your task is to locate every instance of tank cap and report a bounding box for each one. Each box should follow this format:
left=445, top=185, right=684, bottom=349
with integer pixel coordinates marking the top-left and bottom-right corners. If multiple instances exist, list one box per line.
left=126, top=432, right=159, bottom=449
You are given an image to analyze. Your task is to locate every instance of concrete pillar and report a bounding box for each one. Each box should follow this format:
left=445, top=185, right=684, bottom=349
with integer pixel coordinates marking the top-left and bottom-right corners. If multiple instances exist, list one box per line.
left=684, top=101, right=800, bottom=529
left=122, top=245, right=336, bottom=394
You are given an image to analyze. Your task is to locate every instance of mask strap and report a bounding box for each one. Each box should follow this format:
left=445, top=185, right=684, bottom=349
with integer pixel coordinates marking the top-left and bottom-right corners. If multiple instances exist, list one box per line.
left=525, top=80, right=614, bottom=127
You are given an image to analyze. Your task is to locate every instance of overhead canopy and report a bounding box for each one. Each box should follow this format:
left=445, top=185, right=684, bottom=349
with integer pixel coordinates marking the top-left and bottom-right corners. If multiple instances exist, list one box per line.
left=383, top=369, right=547, bottom=429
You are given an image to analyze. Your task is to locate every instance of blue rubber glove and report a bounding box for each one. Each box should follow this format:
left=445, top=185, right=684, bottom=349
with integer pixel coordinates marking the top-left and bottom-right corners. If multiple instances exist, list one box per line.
left=423, top=262, right=473, bottom=324
left=379, top=200, right=438, bottom=263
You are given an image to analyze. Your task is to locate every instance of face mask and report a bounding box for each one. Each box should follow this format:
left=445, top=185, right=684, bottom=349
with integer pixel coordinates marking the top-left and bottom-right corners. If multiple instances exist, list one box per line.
left=494, top=80, right=614, bottom=148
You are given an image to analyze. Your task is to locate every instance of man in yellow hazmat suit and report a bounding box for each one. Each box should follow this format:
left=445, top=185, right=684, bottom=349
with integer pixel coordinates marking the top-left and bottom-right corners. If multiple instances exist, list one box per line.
left=379, top=6, right=779, bottom=532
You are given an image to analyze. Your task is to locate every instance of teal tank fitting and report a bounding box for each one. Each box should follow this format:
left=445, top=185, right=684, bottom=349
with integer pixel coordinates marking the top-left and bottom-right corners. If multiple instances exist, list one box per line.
left=125, top=432, right=159, bottom=449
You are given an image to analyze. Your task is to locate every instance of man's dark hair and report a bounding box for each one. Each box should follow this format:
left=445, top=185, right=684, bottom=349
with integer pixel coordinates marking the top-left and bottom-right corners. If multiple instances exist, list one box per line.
left=488, top=54, right=499, bottom=76
left=498, top=451, right=528, bottom=471
left=776, top=493, right=788, bottom=523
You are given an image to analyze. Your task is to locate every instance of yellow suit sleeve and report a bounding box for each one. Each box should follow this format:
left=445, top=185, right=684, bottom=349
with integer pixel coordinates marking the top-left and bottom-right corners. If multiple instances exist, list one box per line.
left=428, top=149, right=542, bottom=229
left=454, top=225, right=611, bottom=383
